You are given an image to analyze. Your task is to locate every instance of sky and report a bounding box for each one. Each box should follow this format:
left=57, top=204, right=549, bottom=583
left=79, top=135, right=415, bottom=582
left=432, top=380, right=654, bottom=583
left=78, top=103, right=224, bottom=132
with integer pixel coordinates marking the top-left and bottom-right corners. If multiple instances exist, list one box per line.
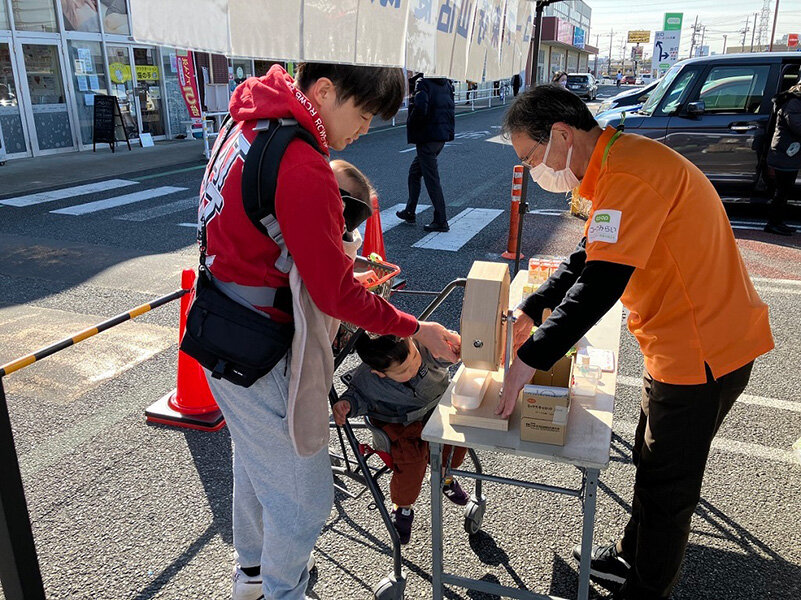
left=584, top=0, right=801, bottom=60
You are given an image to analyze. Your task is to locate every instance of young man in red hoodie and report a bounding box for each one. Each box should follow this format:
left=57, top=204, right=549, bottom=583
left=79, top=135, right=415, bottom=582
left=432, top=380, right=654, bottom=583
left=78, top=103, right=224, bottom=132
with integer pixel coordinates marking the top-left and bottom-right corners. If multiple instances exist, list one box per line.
left=198, top=63, right=460, bottom=600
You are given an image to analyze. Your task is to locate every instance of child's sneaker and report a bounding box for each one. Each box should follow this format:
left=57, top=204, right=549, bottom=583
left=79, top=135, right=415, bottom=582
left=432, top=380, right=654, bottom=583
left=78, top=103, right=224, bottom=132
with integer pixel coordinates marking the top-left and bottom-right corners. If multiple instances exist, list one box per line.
left=232, top=566, right=263, bottom=600
left=391, top=507, right=414, bottom=545
left=442, top=478, right=469, bottom=505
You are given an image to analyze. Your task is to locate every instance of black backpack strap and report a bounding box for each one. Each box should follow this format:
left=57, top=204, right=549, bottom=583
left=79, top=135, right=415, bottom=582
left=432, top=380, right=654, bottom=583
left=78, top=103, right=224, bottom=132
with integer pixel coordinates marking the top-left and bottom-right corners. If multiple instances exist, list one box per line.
left=241, top=118, right=321, bottom=235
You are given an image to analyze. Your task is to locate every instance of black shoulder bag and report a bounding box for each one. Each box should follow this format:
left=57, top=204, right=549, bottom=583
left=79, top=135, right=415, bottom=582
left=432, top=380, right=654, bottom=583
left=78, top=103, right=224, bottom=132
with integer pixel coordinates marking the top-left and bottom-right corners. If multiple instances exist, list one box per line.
left=179, top=118, right=322, bottom=388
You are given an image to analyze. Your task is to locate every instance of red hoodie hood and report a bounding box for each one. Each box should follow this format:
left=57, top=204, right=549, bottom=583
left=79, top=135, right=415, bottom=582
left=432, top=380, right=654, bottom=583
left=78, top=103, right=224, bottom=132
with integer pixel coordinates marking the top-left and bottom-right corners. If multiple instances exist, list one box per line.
left=229, top=64, right=329, bottom=153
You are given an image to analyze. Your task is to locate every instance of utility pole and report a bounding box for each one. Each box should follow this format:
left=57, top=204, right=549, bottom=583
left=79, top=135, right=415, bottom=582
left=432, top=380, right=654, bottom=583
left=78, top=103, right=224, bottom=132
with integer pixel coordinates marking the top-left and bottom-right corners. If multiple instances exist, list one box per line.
left=700, top=25, right=706, bottom=52
left=750, top=12, right=758, bottom=51
left=769, top=0, right=780, bottom=52
left=740, top=16, right=750, bottom=48
left=594, top=33, right=600, bottom=76
left=690, top=15, right=699, bottom=58
left=609, top=30, right=614, bottom=77
left=723, top=34, right=728, bottom=54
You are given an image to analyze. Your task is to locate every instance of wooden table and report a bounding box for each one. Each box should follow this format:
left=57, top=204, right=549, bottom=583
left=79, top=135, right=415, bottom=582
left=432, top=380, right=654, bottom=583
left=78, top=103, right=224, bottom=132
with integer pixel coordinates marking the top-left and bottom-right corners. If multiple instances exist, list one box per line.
left=422, top=270, right=623, bottom=599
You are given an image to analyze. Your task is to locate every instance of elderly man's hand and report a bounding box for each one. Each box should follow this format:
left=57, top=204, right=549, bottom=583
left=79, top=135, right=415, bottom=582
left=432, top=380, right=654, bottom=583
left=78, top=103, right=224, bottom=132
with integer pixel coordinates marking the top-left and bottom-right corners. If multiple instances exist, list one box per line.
left=413, top=321, right=461, bottom=363
left=495, top=355, right=535, bottom=419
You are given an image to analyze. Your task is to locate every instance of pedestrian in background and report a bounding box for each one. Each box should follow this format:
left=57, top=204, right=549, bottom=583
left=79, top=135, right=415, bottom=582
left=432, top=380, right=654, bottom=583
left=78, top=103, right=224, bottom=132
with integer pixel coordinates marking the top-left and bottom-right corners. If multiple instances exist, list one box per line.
left=616, top=70, right=623, bottom=87
left=397, top=74, right=455, bottom=232
left=512, top=73, right=522, bottom=97
left=552, top=71, right=568, bottom=87
left=765, top=77, right=801, bottom=236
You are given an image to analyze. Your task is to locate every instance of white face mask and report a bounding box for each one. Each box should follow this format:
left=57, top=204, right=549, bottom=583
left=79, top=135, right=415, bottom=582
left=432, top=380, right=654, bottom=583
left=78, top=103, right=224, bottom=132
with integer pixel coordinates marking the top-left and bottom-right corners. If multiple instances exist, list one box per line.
left=528, top=132, right=580, bottom=193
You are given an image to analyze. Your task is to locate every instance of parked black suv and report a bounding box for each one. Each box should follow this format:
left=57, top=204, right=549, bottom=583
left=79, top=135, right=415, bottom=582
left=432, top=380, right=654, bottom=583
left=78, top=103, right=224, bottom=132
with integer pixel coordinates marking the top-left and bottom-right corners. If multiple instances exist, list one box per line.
left=566, top=73, right=598, bottom=100
left=602, top=53, right=801, bottom=201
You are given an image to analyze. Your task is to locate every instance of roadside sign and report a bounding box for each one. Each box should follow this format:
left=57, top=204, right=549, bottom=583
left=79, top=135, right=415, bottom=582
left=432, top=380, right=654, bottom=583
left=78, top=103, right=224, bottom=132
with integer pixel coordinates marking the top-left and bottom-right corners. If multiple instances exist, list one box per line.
left=631, top=46, right=644, bottom=61
left=653, top=30, right=681, bottom=73
left=628, top=30, right=651, bottom=44
left=663, top=13, right=683, bottom=31
left=789, top=34, right=799, bottom=49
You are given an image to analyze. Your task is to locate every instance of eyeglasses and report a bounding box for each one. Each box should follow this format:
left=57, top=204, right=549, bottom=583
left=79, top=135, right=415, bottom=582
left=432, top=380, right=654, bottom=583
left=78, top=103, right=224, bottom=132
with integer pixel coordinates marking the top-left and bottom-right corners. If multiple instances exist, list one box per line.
left=520, top=138, right=547, bottom=169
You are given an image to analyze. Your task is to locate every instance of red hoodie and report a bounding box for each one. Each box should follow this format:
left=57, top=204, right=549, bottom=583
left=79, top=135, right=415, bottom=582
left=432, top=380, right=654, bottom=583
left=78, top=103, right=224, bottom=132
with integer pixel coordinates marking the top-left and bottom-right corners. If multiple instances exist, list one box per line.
left=198, top=65, right=417, bottom=337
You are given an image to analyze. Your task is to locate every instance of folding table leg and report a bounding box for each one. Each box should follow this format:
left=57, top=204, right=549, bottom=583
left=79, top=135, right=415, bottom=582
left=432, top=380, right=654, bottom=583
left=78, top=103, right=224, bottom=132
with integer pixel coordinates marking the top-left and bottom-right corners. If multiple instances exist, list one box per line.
left=577, top=468, right=599, bottom=600
left=430, top=442, right=444, bottom=600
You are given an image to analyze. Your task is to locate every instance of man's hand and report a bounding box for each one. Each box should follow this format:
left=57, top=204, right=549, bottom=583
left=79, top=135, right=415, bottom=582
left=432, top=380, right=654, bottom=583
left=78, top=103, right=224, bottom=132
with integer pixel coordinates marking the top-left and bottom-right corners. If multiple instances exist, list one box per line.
left=413, top=321, right=461, bottom=362
left=512, top=308, right=534, bottom=353
left=332, top=400, right=351, bottom=426
left=495, top=356, right=536, bottom=419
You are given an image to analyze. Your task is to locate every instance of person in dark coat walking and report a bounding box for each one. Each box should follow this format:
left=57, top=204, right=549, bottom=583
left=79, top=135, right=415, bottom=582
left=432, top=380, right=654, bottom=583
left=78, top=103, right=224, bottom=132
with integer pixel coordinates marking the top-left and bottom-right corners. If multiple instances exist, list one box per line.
left=765, top=80, right=801, bottom=236
left=396, top=74, right=455, bottom=232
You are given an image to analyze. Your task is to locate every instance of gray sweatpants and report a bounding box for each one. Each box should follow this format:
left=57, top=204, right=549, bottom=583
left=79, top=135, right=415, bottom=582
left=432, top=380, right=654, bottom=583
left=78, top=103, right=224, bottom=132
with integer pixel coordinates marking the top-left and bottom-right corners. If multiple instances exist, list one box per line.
left=205, top=354, right=334, bottom=600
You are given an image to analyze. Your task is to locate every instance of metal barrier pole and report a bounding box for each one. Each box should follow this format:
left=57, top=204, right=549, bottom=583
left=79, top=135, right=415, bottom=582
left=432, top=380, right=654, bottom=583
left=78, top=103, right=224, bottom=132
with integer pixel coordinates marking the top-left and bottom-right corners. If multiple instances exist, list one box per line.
left=0, top=377, right=46, bottom=600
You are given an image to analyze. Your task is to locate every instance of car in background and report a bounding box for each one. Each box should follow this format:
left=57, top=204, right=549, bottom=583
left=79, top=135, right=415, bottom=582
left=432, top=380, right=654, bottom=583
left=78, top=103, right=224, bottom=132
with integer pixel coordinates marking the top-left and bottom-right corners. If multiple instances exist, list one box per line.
left=600, top=52, right=801, bottom=201
left=566, top=73, right=598, bottom=100
left=595, top=80, right=659, bottom=114
left=622, top=75, right=637, bottom=85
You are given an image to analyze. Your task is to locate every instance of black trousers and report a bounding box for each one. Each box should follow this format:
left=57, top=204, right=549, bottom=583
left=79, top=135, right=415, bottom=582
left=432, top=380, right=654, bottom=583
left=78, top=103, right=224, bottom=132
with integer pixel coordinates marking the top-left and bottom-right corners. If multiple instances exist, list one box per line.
left=768, top=168, right=798, bottom=226
left=406, top=141, right=447, bottom=226
left=619, top=361, right=754, bottom=599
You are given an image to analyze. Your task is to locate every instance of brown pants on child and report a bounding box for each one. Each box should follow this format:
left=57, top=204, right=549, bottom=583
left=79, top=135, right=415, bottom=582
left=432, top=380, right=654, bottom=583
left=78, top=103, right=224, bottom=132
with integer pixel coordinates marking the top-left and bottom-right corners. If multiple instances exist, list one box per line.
left=373, top=419, right=467, bottom=507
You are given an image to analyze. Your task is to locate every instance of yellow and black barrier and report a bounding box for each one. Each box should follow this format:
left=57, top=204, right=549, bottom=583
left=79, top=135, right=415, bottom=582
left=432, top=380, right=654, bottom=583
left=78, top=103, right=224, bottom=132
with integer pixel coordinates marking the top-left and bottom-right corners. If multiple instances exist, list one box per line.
left=0, top=287, right=188, bottom=600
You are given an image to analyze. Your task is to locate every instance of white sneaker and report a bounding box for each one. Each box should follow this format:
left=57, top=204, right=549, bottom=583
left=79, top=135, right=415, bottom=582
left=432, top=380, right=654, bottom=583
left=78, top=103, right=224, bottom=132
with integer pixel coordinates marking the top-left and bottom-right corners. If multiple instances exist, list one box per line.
left=232, top=555, right=315, bottom=600
left=232, top=566, right=263, bottom=600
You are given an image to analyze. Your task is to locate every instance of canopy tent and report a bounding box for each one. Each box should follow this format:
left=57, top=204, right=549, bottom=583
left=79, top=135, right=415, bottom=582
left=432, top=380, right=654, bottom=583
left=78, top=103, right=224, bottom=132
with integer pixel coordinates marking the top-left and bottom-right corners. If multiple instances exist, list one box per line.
left=128, top=0, right=536, bottom=80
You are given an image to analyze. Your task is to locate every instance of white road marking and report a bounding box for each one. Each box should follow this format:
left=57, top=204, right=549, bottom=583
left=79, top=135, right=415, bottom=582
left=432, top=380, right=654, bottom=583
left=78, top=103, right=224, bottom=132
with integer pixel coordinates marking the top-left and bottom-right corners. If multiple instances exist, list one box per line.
left=0, top=179, right=138, bottom=207
left=116, top=196, right=197, bottom=222
left=617, top=375, right=801, bottom=413
left=365, top=203, right=431, bottom=234
left=177, top=222, right=197, bottom=228
left=616, top=420, right=797, bottom=465
left=413, top=208, right=503, bottom=251
left=51, top=186, right=187, bottom=216
left=754, top=286, right=801, bottom=295
left=752, top=277, right=801, bottom=286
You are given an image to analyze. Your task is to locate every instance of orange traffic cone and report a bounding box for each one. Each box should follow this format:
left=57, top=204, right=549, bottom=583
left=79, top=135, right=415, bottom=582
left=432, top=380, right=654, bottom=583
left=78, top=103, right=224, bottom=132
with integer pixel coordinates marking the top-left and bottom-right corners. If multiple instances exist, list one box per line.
left=362, top=194, right=387, bottom=260
left=145, top=269, right=225, bottom=431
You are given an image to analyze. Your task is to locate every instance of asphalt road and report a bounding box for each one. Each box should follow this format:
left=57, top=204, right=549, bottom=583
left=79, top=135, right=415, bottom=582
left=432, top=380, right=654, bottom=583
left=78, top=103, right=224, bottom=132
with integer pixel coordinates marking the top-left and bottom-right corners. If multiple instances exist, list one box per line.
left=0, top=100, right=799, bottom=600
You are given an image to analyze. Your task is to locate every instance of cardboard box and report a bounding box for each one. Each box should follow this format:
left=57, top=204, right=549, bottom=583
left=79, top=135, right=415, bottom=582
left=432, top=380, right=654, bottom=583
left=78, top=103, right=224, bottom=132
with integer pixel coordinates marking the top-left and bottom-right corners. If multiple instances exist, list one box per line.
left=519, top=354, right=573, bottom=445
left=521, top=418, right=568, bottom=445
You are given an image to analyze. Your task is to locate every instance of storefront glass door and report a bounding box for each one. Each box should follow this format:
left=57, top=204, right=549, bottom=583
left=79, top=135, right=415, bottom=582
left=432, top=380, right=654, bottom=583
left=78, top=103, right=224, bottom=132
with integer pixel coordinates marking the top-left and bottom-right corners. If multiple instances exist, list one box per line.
left=106, top=44, right=139, bottom=138
left=132, top=46, right=165, bottom=137
left=17, top=41, right=75, bottom=154
left=0, top=41, right=29, bottom=156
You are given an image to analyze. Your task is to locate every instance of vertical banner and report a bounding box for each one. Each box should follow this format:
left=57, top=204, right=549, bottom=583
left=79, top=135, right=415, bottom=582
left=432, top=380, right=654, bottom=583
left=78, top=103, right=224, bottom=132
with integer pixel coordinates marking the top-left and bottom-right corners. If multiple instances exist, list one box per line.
left=230, top=0, right=301, bottom=63
left=177, top=51, right=202, bottom=127
left=406, top=0, right=438, bottom=75
left=449, top=0, right=477, bottom=80
left=483, top=0, right=506, bottom=82
left=499, top=0, right=518, bottom=77
left=356, top=0, right=409, bottom=66
left=303, top=0, right=359, bottom=63
left=435, top=0, right=457, bottom=76
left=465, top=0, right=490, bottom=82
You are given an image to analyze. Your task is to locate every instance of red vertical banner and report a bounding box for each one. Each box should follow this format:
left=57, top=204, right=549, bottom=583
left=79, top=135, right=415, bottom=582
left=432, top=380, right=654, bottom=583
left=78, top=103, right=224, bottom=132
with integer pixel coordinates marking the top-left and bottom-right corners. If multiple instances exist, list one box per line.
left=177, top=51, right=203, bottom=127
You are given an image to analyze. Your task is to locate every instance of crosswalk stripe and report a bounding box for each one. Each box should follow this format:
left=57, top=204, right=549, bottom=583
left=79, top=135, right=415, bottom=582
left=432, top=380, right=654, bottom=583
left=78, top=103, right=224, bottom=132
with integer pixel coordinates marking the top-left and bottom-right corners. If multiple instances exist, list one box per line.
left=116, top=196, right=197, bottom=222
left=50, top=186, right=187, bottom=216
left=177, top=223, right=196, bottom=228
left=412, top=207, right=503, bottom=252
left=617, top=375, right=800, bottom=413
left=0, top=179, right=138, bottom=207
left=377, top=203, right=431, bottom=232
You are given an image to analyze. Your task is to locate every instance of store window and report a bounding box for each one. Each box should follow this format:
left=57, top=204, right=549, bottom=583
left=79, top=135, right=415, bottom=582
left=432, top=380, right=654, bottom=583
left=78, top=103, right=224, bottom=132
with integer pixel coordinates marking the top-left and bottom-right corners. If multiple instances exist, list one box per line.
left=60, top=0, right=100, bottom=33
left=567, top=52, right=578, bottom=74
left=550, top=49, right=565, bottom=75
left=133, top=46, right=165, bottom=136
left=230, top=58, right=253, bottom=91
left=67, top=40, right=107, bottom=144
left=12, top=0, right=58, bottom=33
left=99, top=0, right=129, bottom=35
left=161, top=48, right=190, bottom=138
left=0, top=42, right=26, bottom=154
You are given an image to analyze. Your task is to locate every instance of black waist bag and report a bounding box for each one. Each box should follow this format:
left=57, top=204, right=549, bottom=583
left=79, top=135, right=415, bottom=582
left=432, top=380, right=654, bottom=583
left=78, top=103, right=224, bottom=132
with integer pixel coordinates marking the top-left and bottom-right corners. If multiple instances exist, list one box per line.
left=180, top=268, right=294, bottom=388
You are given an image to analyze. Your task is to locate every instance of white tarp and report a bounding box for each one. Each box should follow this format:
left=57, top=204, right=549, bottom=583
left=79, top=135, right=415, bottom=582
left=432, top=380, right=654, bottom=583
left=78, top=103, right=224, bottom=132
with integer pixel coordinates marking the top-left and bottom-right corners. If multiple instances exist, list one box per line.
left=129, top=0, right=529, bottom=79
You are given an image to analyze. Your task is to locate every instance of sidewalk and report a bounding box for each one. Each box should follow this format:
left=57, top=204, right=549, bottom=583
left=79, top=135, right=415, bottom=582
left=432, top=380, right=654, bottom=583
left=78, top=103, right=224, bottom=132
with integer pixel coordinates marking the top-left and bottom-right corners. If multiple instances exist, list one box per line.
left=0, top=139, right=207, bottom=199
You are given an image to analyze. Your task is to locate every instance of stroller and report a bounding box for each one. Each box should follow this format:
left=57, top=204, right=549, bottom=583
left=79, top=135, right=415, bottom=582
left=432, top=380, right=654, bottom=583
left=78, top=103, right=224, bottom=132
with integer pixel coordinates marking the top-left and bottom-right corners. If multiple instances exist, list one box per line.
left=328, top=256, right=487, bottom=600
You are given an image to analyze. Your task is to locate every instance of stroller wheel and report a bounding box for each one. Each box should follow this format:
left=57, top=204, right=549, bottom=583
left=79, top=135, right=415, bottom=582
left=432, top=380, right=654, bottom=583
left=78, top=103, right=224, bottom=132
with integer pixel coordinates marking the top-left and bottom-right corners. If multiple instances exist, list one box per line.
left=463, top=496, right=486, bottom=535
left=373, top=571, right=406, bottom=600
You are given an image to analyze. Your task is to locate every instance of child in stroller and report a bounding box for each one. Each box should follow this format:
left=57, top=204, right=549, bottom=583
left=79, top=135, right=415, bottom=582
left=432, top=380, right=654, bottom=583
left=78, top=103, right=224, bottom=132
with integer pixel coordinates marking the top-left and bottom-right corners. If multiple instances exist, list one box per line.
left=332, top=334, right=470, bottom=544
